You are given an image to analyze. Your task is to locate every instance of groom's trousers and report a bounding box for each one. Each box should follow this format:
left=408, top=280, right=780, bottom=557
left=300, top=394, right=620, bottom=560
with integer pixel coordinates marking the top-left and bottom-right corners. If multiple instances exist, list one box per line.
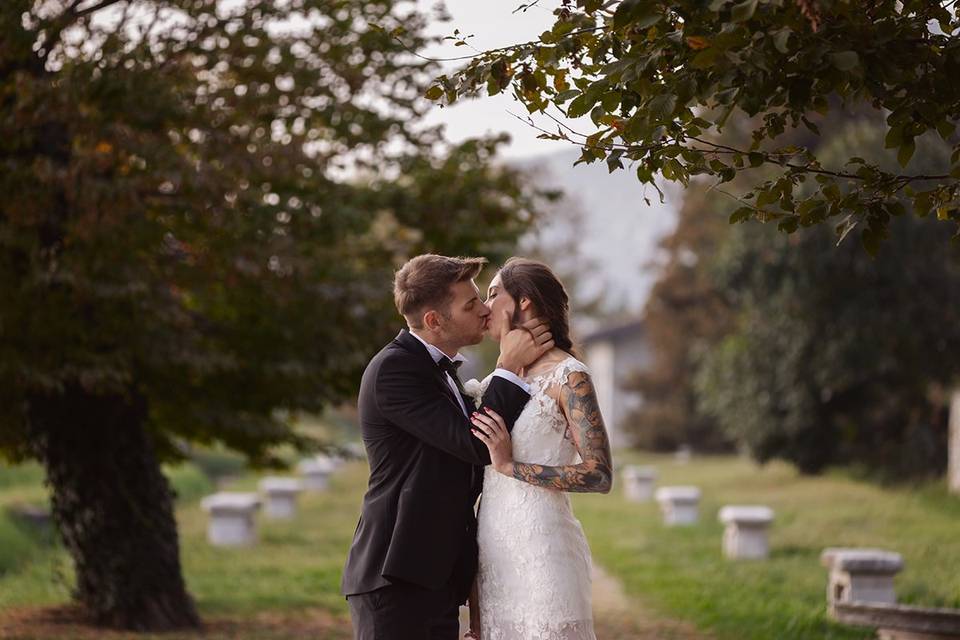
left=347, top=580, right=460, bottom=640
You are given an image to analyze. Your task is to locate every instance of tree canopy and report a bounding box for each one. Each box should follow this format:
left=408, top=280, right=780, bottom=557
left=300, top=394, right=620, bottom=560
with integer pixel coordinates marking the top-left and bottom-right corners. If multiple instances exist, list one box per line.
left=428, top=0, right=960, bottom=251
left=0, top=0, right=544, bottom=466
left=0, top=0, right=547, bottom=628
left=627, top=103, right=960, bottom=477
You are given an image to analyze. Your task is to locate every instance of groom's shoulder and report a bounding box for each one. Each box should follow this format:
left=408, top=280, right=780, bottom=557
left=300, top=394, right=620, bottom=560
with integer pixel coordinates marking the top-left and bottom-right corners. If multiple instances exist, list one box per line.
left=364, top=334, right=418, bottom=376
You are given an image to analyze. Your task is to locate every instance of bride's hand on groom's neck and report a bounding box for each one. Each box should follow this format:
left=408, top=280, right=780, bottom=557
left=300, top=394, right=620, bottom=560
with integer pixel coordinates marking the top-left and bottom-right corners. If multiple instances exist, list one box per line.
left=496, top=311, right=554, bottom=374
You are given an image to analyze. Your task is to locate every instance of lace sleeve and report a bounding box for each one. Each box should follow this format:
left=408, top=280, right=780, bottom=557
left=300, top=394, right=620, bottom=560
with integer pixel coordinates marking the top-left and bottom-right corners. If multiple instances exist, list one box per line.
left=509, top=357, right=613, bottom=494
left=547, top=357, right=590, bottom=388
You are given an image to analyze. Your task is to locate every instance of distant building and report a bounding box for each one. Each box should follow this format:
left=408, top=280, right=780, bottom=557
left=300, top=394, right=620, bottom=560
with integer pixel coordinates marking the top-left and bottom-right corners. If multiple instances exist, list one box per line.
left=579, top=319, right=650, bottom=449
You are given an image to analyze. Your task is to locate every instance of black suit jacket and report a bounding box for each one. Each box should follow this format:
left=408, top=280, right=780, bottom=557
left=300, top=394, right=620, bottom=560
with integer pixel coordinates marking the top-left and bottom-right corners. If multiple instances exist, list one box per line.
left=341, top=329, right=530, bottom=602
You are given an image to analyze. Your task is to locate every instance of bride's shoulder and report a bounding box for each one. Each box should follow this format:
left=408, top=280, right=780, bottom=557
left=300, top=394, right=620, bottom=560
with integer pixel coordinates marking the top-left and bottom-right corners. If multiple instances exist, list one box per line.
left=528, top=350, right=590, bottom=383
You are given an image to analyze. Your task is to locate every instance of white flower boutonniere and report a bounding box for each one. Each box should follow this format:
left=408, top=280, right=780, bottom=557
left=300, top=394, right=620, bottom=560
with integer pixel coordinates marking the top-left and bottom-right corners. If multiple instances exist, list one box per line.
left=463, top=378, right=483, bottom=409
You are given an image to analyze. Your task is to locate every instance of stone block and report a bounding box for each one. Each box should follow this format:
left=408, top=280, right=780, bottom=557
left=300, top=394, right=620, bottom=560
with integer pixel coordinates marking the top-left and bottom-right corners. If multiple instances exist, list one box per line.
left=622, top=465, right=657, bottom=502
left=259, top=477, right=303, bottom=520
left=821, top=547, right=904, bottom=606
left=201, top=492, right=260, bottom=547
left=655, top=486, right=701, bottom=526
left=298, top=456, right=335, bottom=491
left=718, top=505, right=774, bottom=560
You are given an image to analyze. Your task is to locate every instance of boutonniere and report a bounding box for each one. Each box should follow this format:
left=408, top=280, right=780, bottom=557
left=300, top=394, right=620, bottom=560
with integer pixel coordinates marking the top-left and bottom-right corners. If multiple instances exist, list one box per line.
left=463, top=378, right=483, bottom=409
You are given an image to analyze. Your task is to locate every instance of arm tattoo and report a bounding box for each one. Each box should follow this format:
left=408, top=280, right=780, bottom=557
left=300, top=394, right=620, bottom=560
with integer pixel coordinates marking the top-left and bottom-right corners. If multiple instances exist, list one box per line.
left=511, top=371, right=613, bottom=493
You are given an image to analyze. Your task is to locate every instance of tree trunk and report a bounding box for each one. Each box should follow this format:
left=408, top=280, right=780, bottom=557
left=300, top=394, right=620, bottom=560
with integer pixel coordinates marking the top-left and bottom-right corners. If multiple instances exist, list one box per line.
left=27, top=384, right=201, bottom=631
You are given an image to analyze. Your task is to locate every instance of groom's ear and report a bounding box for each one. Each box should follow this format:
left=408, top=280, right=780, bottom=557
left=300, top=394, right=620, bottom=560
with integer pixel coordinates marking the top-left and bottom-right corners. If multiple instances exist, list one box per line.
left=422, top=309, right=440, bottom=331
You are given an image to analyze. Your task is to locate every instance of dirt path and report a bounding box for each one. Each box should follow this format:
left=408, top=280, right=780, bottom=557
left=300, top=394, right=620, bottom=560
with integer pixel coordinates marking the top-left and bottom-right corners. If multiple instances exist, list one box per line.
left=591, top=564, right=711, bottom=639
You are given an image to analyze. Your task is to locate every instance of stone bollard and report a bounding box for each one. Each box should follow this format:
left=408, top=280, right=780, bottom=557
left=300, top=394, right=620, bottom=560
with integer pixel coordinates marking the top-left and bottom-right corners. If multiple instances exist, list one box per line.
left=674, top=445, right=692, bottom=464
left=718, top=506, right=775, bottom=560
left=654, top=486, right=701, bottom=526
left=344, top=442, right=367, bottom=460
left=201, top=492, right=261, bottom=547
left=820, top=548, right=904, bottom=609
left=259, top=477, right=303, bottom=520
left=622, top=465, right=657, bottom=502
left=298, top=456, right=335, bottom=491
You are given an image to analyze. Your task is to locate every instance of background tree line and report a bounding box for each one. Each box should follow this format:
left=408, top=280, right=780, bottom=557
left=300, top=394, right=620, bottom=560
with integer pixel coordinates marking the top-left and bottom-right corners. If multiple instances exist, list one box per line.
left=627, top=105, right=960, bottom=480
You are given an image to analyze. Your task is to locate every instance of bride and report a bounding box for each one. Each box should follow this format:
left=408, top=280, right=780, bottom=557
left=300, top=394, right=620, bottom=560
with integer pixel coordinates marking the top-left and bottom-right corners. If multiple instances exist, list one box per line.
left=467, top=257, right=613, bottom=640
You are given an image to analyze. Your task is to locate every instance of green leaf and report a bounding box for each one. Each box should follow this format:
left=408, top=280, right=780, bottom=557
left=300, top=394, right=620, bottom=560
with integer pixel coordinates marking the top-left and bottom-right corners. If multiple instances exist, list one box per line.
left=861, top=226, right=883, bottom=256
left=886, top=201, right=907, bottom=217
left=613, top=0, right=661, bottom=29
left=830, top=51, right=859, bottom=71
left=772, top=28, right=792, bottom=54
left=778, top=216, right=799, bottom=233
left=757, top=188, right=779, bottom=207
left=913, top=192, right=933, bottom=217
left=729, top=206, right=753, bottom=223
left=897, top=139, right=916, bottom=168
left=690, top=48, right=721, bottom=70
left=731, top=0, right=758, bottom=22
left=424, top=86, right=444, bottom=100
left=884, top=126, right=902, bottom=149
left=936, top=120, right=956, bottom=140
left=567, top=95, right=592, bottom=118
left=648, top=93, right=677, bottom=120
left=555, top=89, right=581, bottom=104
left=601, top=91, right=622, bottom=111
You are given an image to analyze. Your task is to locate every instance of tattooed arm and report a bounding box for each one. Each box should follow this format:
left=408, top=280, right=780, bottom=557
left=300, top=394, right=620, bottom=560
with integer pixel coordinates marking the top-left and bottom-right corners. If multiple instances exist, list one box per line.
left=470, top=371, right=613, bottom=494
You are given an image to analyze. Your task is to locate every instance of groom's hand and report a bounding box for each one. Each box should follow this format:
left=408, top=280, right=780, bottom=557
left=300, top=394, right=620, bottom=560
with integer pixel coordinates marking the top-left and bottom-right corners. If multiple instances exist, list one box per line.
left=497, top=312, right=554, bottom=374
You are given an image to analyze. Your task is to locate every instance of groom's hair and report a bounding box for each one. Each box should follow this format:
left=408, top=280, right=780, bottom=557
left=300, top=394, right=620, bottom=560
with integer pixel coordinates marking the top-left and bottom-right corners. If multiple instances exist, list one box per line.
left=394, top=254, right=487, bottom=329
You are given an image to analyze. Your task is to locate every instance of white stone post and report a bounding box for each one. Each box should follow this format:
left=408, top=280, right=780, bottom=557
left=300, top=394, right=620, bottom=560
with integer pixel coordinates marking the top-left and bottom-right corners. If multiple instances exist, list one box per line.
left=820, top=548, right=904, bottom=609
left=259, top=477, right=303, bottom=520
left=949, top=390, right=960, bottom=495
left=201, top=492, right=261, bottom=547
left=622, top=465, right=657, bottom=502
left=654, top=486, right=701, bottom=526
left=718, top=506, right=775, bottom=560
left=298, top=456, right=335, bottom=491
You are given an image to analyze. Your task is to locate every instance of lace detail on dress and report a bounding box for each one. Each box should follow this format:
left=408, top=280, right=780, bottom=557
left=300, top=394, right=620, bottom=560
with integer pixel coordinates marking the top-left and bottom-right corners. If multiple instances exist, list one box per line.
left=477, top=356, right=596, bottom=640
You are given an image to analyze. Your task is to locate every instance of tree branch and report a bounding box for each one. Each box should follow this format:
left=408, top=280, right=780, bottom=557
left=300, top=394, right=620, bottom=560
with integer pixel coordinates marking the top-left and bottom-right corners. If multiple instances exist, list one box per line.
left=74, top=0, right=126, bottom=19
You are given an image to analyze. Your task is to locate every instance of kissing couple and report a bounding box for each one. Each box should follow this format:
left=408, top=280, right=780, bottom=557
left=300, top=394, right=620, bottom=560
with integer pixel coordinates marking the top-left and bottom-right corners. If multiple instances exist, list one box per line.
left=342, top=254, right=613, bottom=640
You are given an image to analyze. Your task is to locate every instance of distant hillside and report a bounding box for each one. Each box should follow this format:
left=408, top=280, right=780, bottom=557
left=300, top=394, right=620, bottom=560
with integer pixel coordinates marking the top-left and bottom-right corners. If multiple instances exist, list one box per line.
left=513, top=148, right=679, bottom=315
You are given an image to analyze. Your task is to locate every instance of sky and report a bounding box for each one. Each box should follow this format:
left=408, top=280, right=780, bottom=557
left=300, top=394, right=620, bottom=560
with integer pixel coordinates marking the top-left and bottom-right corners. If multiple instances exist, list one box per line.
left=418, top=0, right=572, bottom=160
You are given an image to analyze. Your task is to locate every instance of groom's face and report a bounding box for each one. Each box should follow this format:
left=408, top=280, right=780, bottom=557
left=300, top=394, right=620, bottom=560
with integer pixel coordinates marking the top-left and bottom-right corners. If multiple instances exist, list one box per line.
left=435, top=279, right=491, bottom=348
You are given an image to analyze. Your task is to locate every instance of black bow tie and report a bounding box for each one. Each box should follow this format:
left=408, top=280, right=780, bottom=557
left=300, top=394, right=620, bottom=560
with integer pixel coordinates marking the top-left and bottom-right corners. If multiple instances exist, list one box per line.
left=438, top=356, right=468, bottom=397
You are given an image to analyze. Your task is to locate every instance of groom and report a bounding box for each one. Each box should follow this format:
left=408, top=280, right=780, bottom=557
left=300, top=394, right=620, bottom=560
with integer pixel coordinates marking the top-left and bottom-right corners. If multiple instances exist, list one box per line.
left=341, top=254, right=553, bottom=640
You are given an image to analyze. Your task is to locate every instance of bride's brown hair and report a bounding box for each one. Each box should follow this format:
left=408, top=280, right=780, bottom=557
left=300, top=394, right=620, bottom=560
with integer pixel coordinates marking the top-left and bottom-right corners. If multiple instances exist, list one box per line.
left=498, top=257, right=579, bottom=358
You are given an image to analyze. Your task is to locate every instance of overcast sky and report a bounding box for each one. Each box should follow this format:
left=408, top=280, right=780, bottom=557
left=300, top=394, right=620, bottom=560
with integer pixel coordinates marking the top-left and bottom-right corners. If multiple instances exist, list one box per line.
left=418, top=0, right=571, bottom=159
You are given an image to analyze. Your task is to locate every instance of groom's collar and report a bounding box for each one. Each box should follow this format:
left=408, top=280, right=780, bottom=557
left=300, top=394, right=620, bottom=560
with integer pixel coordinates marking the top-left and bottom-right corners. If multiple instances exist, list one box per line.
left=406, top=329, right=467, bottom=366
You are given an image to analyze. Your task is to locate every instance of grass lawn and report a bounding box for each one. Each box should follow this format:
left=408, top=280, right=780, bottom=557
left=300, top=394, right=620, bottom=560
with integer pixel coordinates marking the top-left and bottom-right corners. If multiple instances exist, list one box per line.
left=571, top=452, right=960, bottom=640
left=0, top=452, right=957, bottom=639
left=0, top=461, right=365, bottom=639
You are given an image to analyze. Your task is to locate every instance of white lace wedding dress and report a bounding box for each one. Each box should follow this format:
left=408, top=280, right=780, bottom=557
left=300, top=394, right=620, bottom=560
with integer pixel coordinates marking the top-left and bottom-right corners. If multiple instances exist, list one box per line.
left=476, top=356, right=596, bottom=640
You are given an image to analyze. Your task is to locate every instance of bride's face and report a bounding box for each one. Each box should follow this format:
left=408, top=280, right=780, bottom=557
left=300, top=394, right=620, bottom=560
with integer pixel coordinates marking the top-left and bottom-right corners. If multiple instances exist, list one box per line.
left=484, top=273, right=518, bottom=340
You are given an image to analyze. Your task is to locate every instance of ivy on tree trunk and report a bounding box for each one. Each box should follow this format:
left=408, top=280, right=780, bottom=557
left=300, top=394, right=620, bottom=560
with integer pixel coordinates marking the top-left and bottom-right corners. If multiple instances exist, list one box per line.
left=28, top=385, right=199, bottom=630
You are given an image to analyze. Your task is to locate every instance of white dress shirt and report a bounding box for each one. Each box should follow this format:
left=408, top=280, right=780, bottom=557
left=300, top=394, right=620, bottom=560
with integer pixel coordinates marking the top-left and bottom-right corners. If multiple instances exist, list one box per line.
left=408, top=330, right=531, bottom=417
